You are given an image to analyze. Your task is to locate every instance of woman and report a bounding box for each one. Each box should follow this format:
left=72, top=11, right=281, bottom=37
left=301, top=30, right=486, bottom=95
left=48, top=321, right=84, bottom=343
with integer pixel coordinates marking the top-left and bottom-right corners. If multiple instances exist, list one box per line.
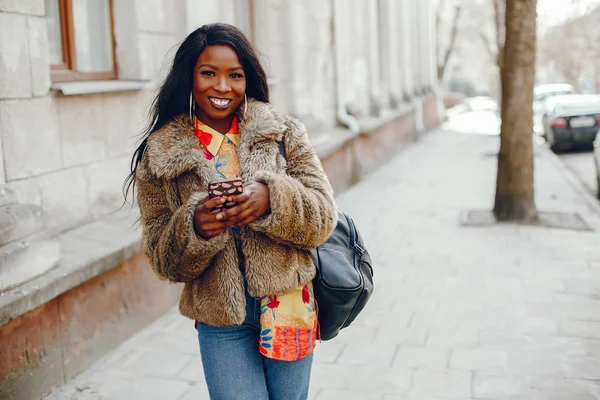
left=125, top=23, right=337, bottom=399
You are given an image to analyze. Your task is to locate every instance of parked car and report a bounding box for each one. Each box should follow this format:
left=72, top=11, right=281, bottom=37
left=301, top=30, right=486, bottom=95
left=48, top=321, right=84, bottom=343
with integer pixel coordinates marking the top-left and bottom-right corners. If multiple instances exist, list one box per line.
left=534, top=83, right=575, bottom=110
left=533, top=84, right=575, bottom=135
left=542, top=94, right=600, bottom=152
left=464, top=96, right=498, bottom=113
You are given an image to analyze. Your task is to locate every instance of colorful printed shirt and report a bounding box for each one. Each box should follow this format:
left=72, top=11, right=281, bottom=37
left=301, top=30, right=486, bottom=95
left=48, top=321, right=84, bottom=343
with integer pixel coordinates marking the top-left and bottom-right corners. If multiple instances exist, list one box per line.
left=194, top=116, right=318, bottom=361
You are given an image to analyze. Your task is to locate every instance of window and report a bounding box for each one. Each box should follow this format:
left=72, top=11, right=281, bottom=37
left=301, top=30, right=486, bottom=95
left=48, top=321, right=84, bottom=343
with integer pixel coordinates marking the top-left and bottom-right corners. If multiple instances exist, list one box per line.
left=46, top=0, right=117, bottom=82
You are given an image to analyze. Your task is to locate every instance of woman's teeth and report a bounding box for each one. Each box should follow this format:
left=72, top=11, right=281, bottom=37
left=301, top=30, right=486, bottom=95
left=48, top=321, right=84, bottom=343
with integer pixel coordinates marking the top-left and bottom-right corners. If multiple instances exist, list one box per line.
left=209, top=98, right=231, bottom=108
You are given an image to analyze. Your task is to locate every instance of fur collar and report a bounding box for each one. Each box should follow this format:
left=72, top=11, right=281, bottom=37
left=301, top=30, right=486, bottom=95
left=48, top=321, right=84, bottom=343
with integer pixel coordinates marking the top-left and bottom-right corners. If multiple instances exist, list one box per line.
left=145, top=99, right=288, bottom=179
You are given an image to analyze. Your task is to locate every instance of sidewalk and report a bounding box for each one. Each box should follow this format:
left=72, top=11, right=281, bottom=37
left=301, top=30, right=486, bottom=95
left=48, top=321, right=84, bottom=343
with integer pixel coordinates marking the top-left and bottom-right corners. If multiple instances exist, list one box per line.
left=44, top=127, right=600, bottom=400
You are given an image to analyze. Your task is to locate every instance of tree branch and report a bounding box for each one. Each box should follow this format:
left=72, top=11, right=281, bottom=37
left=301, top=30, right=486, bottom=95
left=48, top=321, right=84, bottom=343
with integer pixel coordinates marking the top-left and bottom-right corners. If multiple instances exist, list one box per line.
left=438, top=5, right=463, bottom=80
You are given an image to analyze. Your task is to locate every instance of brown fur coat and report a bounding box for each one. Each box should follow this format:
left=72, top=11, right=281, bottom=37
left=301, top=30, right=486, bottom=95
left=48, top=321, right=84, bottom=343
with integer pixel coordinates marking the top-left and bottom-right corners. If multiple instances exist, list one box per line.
left=136, top=99, right=337, bottom=326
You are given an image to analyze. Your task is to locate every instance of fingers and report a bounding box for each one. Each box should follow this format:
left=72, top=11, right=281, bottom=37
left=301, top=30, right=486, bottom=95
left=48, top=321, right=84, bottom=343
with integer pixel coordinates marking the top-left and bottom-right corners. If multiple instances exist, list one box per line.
left=215, top=201, right=250, bottom=221
left=231, top=207, right=257, bottom=226
left=227, top=192, right=251, bottom=205
left=199, top=197, right=227, bottom=213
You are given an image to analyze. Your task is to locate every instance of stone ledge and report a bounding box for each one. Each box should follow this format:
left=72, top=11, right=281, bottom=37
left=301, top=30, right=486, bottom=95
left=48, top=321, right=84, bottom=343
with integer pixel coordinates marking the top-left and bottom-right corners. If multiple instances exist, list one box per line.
left=357, top=103, right=415, bottom=135
left=312, top=103, right=416, bottom=160
left=51, top=80, right=152, bottom=96
left=313, top=127, right=359, bottom=160
left=0, top=211, right=141, bottom=326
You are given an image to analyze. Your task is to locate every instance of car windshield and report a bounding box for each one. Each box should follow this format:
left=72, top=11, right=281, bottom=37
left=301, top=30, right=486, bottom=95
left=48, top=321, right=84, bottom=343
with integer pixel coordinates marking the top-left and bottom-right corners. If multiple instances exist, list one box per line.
left=534, top=90, right=573, bottom=102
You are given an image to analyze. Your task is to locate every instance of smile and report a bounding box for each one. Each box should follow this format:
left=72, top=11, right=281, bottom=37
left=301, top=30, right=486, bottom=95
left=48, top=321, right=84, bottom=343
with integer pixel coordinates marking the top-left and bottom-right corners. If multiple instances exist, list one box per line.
left=208, top=97, right=232, bottom=110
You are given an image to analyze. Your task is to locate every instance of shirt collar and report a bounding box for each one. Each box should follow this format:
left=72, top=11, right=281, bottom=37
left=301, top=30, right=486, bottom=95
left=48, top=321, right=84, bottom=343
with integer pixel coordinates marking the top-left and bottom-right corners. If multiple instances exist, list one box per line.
left=194, top=116, right=240, bottom=157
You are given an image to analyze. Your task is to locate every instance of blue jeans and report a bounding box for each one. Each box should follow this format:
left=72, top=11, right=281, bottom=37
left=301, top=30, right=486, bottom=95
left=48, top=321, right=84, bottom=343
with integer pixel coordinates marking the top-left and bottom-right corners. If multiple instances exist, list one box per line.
left=195, top=287, right=313, bottom=400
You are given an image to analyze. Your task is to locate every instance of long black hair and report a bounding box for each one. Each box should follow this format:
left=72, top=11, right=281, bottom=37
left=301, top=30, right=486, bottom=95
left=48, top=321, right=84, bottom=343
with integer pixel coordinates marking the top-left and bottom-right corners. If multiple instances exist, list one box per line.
left=123, top=23, right=269, bottom=201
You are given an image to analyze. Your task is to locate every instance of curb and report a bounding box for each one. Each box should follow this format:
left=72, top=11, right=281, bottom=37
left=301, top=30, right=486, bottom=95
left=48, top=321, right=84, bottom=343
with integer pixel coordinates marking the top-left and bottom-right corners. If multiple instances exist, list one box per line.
left=536, top=142, right=600, bottom=219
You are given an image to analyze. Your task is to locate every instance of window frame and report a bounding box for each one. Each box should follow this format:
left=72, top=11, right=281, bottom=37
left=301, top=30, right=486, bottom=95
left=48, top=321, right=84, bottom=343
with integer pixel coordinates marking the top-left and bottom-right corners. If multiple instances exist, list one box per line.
left=50, top=0, right=118, bottom=82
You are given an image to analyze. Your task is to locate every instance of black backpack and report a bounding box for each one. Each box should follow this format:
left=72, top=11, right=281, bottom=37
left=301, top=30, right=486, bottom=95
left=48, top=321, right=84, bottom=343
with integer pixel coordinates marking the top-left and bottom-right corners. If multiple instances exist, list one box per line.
left=278, top=141, right=374, bottom=341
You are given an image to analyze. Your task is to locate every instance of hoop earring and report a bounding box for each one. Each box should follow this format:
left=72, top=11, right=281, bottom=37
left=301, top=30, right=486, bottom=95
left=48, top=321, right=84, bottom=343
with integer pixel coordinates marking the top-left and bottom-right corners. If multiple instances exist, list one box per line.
left=244, top=93, right=248, bottom=115
left=189, top=91, right=195, bottom=123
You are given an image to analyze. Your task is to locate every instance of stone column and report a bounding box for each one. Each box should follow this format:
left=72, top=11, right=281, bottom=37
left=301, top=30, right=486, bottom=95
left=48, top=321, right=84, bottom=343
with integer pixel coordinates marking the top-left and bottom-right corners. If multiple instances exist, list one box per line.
left=400, top=0, right=414, bottom=101
left=415, top=0, right=424, bottom=95
left=428, top=0, right=438, bottom=91
left=367, top=0, right=383, bottom=116
left=381, top=0, right=401, bottom=108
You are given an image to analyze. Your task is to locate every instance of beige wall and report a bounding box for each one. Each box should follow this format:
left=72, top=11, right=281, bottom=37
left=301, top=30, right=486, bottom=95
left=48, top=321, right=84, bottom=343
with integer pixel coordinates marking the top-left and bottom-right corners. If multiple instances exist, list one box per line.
left=0, top=0, right=437, bottom=234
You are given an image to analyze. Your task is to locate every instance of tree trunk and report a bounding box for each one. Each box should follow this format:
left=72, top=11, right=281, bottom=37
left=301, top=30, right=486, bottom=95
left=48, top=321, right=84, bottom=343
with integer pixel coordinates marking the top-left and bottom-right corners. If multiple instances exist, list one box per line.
left=493, top=0, right=537, bottom=222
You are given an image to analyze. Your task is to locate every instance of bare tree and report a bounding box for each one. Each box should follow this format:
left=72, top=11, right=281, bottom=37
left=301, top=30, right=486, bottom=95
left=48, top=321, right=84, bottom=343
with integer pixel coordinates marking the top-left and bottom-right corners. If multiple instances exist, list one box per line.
left=493, top=0, right=537, bottom=221
left=436, top=0, right=463, bottom=81
left=538, top=23, right=583, bottom=91
left=475, top=0, right=505, bottom=72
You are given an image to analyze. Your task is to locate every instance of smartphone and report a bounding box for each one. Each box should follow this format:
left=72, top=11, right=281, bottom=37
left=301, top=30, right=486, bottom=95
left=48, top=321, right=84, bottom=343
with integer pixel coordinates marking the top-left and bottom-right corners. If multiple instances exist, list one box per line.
left=208, top=178, right=243, bottom=211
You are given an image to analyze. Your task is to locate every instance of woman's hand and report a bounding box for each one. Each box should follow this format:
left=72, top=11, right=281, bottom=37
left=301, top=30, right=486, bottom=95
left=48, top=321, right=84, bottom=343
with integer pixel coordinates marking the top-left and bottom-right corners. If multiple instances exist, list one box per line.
left=193, top=196, right=230, bottom=240
left=217, top=182, right=271, bottom=227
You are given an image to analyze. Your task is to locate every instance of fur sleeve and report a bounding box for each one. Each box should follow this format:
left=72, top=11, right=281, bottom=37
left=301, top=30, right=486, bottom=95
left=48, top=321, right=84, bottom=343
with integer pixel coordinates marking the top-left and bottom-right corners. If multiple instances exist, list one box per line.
left=249, top=118, right=337, bottom=249
left=136, top=159, right=229, bottom=282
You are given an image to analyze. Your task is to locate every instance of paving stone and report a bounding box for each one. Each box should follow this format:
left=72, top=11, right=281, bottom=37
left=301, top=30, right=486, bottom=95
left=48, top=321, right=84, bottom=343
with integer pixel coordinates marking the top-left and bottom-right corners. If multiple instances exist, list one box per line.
left=427, top=326, right=479, bottom=347
left=42, top=371, right=190, bottom=400
left=120, top=349, right=195, bottom=379
left=565, top=356, right=600, bottom=380
left=313, top=340, right=346, bottom=363
left=559, top=320, right=600, bottom=340
left=473, top=373, right=598, bottom=400
left=174, top=356, right=204, bottom=383
left=336, top=341, right=398, bottom=367
left=316, top=389, right=384, bottom=400
left=177, top=382, right=209, bottom=400
left=347, top=366, right=412, bottom=395
left=375, top=324, right=429, bottom=346
left=449, top=347, right=507, bottom=372
left=309, top=362, right=356, bottom=391
left=391, top=346, right=450, bottom=369
left=410, top=368, right=472, bottom=398
left=504, top=317, right=558, bottom=336
left=472, top=373, right=532, bottom=399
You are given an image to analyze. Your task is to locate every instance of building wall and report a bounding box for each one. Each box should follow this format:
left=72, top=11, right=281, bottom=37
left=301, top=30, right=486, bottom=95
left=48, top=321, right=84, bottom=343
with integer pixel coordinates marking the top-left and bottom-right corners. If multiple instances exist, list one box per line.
left=0, top=0, right=437, bottom=235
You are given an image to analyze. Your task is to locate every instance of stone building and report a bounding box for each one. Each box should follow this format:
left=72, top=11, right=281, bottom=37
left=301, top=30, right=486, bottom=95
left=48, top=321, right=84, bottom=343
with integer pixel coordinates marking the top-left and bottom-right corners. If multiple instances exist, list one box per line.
left=0, top=1, right=439, bottom=398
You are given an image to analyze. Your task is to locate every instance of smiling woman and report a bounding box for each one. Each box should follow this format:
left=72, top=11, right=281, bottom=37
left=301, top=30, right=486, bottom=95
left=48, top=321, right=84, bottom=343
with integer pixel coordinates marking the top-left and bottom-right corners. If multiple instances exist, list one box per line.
left=124, top=23, right=337, bottom=400
left=193, top=45, right=246, bottom=133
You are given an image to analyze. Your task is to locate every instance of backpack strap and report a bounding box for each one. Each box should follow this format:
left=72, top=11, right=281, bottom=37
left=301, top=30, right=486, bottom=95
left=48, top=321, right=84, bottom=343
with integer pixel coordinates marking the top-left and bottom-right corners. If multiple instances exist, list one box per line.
left=278, top=139, right=287, bottom=160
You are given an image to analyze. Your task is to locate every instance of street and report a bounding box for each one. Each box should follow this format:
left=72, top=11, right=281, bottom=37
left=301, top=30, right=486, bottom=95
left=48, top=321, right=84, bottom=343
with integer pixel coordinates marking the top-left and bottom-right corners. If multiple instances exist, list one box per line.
left=559, top=150, right=598, bottom=198
left=444, top=109, right=599, bottom=201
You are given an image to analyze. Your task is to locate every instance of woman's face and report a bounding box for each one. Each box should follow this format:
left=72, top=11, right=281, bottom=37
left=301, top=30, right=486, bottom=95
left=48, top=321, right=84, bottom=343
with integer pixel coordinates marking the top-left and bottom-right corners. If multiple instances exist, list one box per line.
left=192, top=45, right=246, bottom=127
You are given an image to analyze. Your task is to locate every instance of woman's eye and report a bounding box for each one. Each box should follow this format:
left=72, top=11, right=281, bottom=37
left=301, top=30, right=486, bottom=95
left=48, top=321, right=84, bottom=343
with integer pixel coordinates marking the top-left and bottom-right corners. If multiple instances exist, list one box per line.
left=200, top=71, right=215, bottom=77
left=231, top=73, right=244, bottom=79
